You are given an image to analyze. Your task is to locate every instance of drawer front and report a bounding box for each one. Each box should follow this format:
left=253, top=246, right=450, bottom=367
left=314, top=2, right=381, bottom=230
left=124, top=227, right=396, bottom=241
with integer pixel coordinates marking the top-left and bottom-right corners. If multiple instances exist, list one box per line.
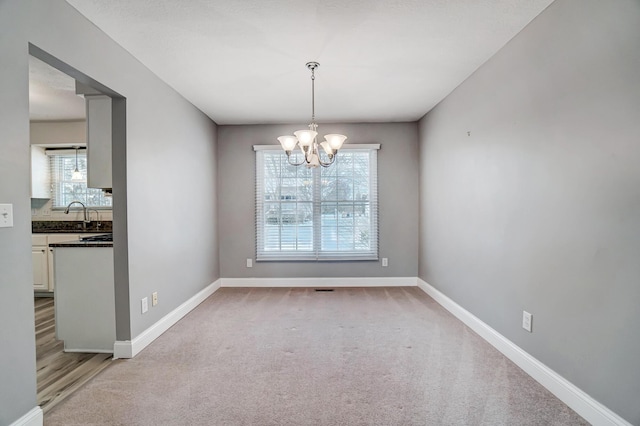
left=47, top=234, right=81, bottom=244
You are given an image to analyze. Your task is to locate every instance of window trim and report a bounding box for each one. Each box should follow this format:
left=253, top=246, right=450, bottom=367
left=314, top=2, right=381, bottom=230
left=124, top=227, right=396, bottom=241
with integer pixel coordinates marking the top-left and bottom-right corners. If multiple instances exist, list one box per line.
left=46, top=148, right=113, bottom=210
left=254, top=144, right=380, bottom=262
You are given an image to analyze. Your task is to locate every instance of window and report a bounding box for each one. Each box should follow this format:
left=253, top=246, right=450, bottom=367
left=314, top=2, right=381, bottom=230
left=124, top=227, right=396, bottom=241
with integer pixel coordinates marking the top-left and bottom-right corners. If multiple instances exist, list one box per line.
left=47, top=149, right=112, bottom=209
left=255, top=144, right=379, bottom=261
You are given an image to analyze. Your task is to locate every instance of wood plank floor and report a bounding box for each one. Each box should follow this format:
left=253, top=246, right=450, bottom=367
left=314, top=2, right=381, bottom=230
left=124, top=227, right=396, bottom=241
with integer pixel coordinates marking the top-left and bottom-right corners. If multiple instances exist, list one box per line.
left=35, top=297, right=113, bottom=414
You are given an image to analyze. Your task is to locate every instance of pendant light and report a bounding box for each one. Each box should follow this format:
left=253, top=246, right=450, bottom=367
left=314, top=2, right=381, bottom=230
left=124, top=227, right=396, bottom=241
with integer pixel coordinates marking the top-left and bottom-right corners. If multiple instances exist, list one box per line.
left=71, top=146, right=83, bottom=181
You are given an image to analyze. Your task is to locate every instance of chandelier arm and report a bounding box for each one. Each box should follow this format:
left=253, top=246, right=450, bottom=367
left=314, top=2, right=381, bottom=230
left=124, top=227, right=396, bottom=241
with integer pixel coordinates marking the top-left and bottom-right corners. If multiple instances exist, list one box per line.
left=318, top=156, right=336, bottom=167
left=286, top=151, right=307, bottom=167
left=316, top=150, right=336, bottom=167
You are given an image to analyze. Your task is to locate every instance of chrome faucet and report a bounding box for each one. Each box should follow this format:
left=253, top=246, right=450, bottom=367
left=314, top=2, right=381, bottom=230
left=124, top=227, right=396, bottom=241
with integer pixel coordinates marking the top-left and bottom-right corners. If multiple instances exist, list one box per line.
left=89, top=209, right=101, bottom=229
left=64, top=201, right=91, bottom=227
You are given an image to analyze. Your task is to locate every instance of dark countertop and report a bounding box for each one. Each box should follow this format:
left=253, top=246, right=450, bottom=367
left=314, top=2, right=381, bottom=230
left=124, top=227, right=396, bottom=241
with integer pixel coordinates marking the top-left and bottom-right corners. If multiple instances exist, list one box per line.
left=32, top=220, right=113, bottom=234
left=49, top=240, right=113, bottom=248
left=49, top=232, right=113, bottom=248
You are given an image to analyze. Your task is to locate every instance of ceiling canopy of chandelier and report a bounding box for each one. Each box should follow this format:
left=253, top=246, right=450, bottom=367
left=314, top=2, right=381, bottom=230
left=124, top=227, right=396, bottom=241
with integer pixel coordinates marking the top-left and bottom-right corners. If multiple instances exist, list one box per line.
left=277, top=62, right=347, bottom=168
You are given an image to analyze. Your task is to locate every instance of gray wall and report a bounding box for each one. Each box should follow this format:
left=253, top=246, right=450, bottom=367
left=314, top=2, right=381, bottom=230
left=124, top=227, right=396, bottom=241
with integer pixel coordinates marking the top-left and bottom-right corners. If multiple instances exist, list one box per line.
left=218, top=123, right=418, bottom=278
left=418, top=0, right=640, bottom=423
left=0, top=0, right=218, bottom=422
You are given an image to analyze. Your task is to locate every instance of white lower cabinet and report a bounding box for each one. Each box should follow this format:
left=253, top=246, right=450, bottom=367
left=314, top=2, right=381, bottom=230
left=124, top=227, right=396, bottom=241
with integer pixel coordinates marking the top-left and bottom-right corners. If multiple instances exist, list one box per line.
left=32, top=234, right=80, bottom=292
left=32, top=246, right=48, bottom=291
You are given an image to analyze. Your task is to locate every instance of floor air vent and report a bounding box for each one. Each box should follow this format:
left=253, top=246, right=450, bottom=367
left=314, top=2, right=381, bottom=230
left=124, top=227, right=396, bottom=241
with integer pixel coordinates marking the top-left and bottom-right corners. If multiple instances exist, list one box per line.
left=314, top=289, right=335, bottom=292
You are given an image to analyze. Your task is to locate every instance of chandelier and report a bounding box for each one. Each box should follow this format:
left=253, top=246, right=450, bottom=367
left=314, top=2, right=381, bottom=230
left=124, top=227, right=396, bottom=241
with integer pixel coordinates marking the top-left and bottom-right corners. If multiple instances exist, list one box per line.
left=277, top=62, right=347, bottom=168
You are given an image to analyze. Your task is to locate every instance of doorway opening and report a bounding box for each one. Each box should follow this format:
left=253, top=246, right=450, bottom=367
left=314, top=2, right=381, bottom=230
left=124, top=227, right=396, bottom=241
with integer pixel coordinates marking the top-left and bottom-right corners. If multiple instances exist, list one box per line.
left=28, top=46, right=127, bottom=413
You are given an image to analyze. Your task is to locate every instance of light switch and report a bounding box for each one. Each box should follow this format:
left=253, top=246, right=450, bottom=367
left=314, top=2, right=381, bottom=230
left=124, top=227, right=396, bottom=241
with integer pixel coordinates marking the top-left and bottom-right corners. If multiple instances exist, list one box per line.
left=0, top=204, right=13, bottom=228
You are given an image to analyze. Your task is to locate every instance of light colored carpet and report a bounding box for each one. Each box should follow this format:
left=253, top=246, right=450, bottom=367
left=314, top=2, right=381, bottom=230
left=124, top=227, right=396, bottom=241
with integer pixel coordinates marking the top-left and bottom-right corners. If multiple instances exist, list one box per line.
left=45, top=287, right=587, bottom=425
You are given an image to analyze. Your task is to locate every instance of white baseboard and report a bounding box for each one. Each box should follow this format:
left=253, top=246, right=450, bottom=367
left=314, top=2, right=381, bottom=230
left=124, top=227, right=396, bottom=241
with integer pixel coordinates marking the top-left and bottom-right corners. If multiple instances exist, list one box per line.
left=220, top=276, right=418, bottom=288
left=417, top=278, right=631, bottom=426
left=113, top=279, right=221, bottom=359
left=63, top=348, right=113, bottom=354
left=9, top=407, right=42, bottom=426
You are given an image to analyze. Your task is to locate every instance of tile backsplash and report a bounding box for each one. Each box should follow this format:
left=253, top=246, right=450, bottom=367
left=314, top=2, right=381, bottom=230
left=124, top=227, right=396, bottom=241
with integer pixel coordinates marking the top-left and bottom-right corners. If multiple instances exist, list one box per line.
left=31, top=198, right=113, bottom=222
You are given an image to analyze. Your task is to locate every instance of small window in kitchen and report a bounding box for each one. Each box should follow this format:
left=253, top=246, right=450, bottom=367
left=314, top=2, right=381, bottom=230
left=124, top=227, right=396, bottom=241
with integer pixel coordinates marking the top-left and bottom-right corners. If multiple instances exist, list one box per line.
left=47, top=148, right=112, bottom=209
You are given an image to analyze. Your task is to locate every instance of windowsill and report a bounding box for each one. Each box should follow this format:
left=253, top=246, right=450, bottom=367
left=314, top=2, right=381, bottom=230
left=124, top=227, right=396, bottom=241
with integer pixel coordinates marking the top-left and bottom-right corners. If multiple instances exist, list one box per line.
left=257, top=256, right=378, bottom=262
left=52, top=207, right=113, bottom=211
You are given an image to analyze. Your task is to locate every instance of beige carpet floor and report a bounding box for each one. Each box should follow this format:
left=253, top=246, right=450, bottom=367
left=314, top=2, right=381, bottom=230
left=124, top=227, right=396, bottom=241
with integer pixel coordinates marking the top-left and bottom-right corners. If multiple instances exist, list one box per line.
left=45, top=287, right=588, bottom=425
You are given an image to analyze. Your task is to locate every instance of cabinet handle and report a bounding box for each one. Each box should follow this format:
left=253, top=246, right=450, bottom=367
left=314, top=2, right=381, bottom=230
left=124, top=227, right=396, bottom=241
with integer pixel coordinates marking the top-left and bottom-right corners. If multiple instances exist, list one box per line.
left=41, top=249, right=46, bottom=253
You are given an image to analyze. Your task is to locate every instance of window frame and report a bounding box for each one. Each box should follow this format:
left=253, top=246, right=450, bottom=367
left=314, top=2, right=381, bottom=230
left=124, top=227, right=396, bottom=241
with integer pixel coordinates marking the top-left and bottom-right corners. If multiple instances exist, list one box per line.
left=254, top=144, right=380, bottom=262
left=46, top=148, right=112, bottom=210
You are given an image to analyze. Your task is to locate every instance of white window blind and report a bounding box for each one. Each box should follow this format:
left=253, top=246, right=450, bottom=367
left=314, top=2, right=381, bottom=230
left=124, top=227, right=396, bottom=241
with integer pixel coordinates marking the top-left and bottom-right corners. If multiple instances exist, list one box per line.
left=255, top=144, right=379, bottom=261
left=47, top=149, right=112, bottom=209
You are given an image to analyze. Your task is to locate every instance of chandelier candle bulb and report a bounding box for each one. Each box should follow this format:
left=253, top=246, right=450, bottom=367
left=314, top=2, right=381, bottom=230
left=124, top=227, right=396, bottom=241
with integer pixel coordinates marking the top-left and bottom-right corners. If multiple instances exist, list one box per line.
left=294, top=130, right=316, bottom=147
left=320, top=141, right=333, bottom=156
left=325, top=134, right=347, bottom=151
left=278, top=136, right=298, bottom=152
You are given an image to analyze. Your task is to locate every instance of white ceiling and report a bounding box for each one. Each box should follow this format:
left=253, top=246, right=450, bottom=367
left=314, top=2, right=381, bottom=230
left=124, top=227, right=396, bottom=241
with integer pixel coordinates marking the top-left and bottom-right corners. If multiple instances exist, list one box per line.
left=29, top=56, right=86, bottom=121
left=47, top=0, right=553, bottom=124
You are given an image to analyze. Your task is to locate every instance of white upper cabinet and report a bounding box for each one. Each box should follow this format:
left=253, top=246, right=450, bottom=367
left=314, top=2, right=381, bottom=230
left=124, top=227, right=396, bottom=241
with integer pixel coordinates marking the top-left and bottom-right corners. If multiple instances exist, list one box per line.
left=31, top=145, right=51, bottom=199
left=85, top=94, right=112, bottom=189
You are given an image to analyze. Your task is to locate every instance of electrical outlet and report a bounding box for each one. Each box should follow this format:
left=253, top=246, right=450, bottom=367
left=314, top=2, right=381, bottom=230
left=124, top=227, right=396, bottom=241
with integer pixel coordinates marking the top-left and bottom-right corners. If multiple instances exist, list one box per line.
left=152, top=292, right=158, bottom=307
left=382, top=258, right=388, bottom=267
left=141, top=297, right=149, bottom=314
left=42, top=208, right=51, bottom=216
left=246, top=258, right=253, bottom=268
left=522, top=311, right=532, bottom=332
